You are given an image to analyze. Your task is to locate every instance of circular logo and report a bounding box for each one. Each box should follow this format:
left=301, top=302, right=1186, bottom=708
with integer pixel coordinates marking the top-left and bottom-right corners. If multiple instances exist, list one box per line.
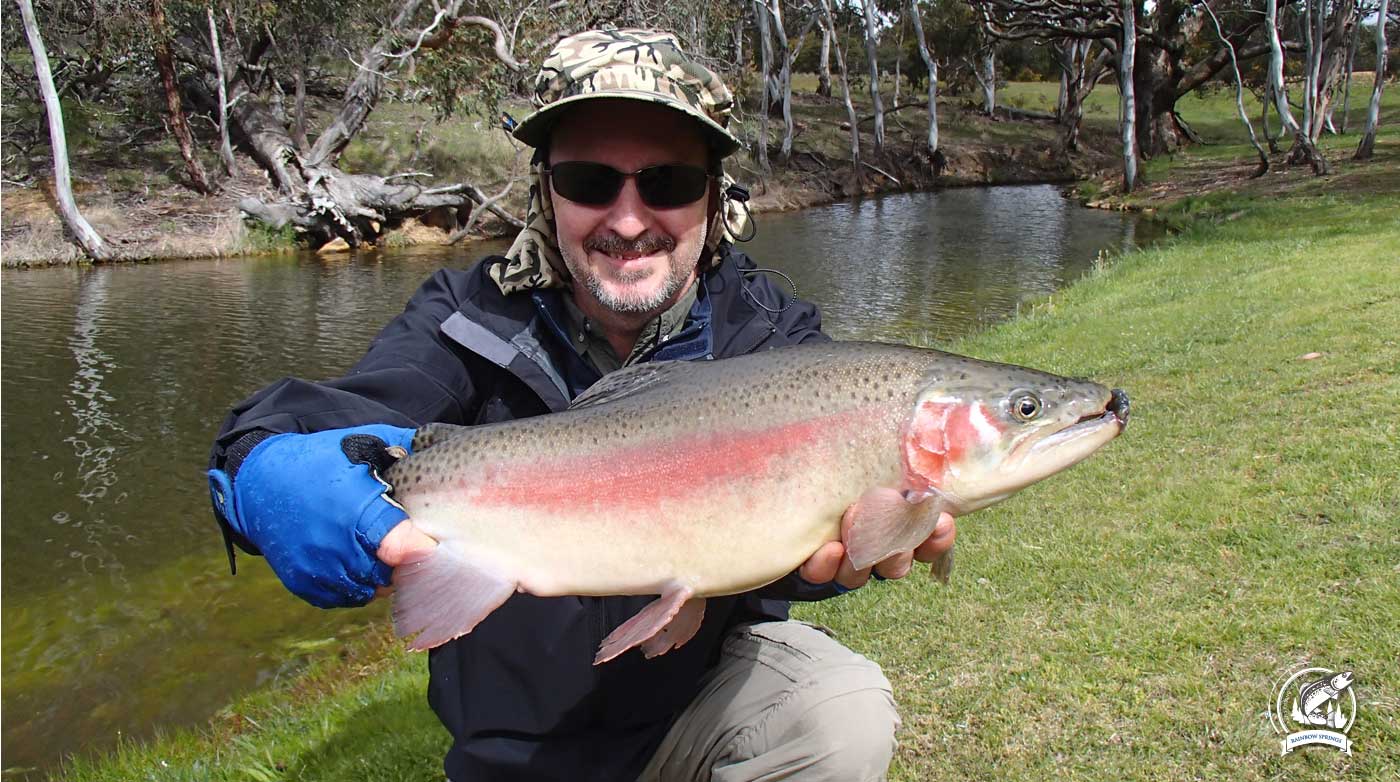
left=1269, top=666, right=1357, bottom=756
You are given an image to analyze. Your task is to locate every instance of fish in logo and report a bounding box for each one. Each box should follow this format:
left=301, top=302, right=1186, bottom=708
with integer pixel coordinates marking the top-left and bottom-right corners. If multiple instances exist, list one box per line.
left=1291, top=671, right=1354, bottom=729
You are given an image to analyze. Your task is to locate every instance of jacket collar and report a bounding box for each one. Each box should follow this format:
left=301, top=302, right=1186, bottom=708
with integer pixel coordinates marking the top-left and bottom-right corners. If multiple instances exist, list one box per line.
left=439, top=243, right=775, bottom=412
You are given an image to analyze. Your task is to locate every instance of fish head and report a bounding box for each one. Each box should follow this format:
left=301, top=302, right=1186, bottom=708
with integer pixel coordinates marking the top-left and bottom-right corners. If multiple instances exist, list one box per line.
left=1330, top=672, right=1354, bottom=691
left=903, top=359, right=1128, bottom=512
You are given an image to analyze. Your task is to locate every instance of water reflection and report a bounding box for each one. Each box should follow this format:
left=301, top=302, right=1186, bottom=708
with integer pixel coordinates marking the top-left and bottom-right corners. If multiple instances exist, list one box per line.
left=0, top=187, right=1153, bottom=775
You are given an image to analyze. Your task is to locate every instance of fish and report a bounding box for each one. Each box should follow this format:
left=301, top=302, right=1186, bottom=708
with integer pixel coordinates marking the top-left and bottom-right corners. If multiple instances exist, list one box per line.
left=1292, top=671, right=1354, bottom=727
left=382, top=341, right=1129, bottom=664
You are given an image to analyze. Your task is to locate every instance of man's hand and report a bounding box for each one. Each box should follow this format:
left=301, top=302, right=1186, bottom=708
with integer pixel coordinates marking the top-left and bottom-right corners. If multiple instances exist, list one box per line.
left=373, top=520, right=439, bottom=598
left=798, top=512, right=956, bottom=590
left=208, top=424, right=419, bottom=608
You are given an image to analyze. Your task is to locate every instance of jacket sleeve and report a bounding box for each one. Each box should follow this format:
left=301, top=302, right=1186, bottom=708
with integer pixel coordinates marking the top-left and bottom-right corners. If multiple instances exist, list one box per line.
left=208, top=267, right=485, bottom=556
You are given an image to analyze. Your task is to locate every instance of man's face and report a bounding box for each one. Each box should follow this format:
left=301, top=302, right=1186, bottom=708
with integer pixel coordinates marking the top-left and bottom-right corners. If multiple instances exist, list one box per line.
left=548, top=100, right=711, bottom=316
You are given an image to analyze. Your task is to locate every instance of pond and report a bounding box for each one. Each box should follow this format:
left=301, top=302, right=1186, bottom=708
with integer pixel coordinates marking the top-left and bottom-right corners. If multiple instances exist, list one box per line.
left=0, top=185, right=1159, bottom=775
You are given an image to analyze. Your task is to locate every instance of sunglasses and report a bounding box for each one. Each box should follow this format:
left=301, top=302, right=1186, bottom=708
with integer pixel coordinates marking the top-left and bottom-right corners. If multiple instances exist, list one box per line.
left=544, top=161, right=713, bottom=208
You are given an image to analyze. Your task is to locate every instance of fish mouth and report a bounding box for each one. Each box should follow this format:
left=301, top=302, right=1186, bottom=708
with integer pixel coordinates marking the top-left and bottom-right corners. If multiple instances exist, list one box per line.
left=1020, top=388, right=1128, bottom=465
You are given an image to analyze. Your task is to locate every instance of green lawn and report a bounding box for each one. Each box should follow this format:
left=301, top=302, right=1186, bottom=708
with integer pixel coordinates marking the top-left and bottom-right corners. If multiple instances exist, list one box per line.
left=57, top=80, right=1400, bottom=781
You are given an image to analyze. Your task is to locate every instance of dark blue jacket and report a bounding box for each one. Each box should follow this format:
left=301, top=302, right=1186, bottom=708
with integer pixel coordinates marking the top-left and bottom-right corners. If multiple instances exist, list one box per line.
left=210, top=244, right=838, bottom=781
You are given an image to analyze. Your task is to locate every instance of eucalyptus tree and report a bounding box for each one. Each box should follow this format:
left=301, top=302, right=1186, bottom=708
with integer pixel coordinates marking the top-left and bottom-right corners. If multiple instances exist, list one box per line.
left=1265, top=0, right=1329, bottom=171
left=1355, top=0, right=1392, bottom=158
left=859, top=0, right=886, bottom=150
left=908, top=0, right=939, bottom=155
left=817, top=0, right=861, bottom=167
left=14, top=0, right=110, bottom=258
left=974, top=0, right=1279, bottom=158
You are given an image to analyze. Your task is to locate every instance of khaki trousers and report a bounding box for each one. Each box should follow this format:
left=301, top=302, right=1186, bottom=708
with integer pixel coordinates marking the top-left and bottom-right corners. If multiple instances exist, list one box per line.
left=637, top=621, right=900, bottom=782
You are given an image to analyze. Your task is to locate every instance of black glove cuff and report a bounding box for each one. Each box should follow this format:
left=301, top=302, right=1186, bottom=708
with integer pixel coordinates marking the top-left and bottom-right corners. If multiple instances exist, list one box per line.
left=222, top=430, right=275, bottom=481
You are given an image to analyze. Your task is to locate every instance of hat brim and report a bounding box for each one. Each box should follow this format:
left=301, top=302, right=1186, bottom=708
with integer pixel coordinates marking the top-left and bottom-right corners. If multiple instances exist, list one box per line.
left=513, top=90, right=743, bottom=158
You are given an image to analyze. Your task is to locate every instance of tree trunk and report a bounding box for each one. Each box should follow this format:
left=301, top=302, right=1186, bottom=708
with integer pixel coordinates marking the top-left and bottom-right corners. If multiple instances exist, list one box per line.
left=1313, top=0, right=1357, bottom=139
left=1202, top=0, right=1268, bottom=175
left=908, top=0, right=938, bottom=156
left=207, top=8, right=237, bottom=176
left=755, top=2, right=773, bottom=173
left=16, top=0, right=110, bottom=259
left=1355, top=0, right=1390, bottom=159
left=151, top=0, right=212, bottom=194
left=1265, top=0, right=1328, bottom=172
left=1119, top=0, right=1138, bottom=193
left=819, top=0, right=860, bottom=168
left=979, top=50, right=997, bottom=114
left=767, top=0, right=796, bottom=161
left=1340, top=17, right=1360, bottom=133
left=292, top=64, right=310, bottom=152
left=859, top=0, right=885, bottom=151
left=818, top=25, right=833, bottom=97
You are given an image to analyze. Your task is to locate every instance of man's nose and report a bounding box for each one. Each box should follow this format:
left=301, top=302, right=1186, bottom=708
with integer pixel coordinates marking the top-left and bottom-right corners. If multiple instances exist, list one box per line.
left=602, top=179, right=649, bottom=240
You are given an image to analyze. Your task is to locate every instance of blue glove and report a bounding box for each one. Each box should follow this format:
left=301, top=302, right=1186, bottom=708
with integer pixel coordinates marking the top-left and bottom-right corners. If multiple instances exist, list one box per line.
left=207, top=424, right=415, bottom=608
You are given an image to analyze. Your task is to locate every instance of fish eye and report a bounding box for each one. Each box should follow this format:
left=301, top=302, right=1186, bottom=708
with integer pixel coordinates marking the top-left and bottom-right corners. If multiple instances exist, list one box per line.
left=1010, top=392, right=1042, bottom=421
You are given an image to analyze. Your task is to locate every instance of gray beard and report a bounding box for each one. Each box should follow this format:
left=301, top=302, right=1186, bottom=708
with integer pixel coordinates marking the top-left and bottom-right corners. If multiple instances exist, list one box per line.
left=563, top=225, right=705, bottom=315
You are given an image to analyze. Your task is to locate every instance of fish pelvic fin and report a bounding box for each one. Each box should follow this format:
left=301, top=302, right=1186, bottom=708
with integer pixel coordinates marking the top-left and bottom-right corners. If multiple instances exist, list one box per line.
left=594, top=584, right=705, bottom=665
left=843, top=487, right=952, bottom=571
left=391, top=544, right=515, bottom=651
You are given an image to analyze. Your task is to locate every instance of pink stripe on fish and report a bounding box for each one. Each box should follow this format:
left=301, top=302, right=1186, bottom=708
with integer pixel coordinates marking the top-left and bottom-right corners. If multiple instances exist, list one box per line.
left=467, top=408, right=881, bottom=513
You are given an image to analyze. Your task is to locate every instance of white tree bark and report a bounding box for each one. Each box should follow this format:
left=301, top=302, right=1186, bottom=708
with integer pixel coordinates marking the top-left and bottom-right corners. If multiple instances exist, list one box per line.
left=1119, top=0, right=1138, bottom=192
left=16, top=0, right=110, bottom=260
left=1355, top=0, right=1390, bottom=158
left=1265, top=0, right=1301, bottom=134
left=755, top=2, right=773, bottom=173
left=980, top=50, right=997, bottom=114
left=908, top=0, right=938, bottom=155
left=818, top=0, right=860, bottom=167
left=859, top=0, right=885, bottom=150
left=1202, top=0, right=1268, bottom=174
left=207, top=8, right=237, bottom=176
left=1266, top=0, right=1328, bottom=172
left=767, top=0, right=796, bottom=161
left=818, top=24, right=833, bottom=97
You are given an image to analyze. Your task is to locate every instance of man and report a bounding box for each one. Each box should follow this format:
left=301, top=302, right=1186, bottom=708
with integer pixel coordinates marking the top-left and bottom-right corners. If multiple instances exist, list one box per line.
left=207, top=29, right=955, bottom=781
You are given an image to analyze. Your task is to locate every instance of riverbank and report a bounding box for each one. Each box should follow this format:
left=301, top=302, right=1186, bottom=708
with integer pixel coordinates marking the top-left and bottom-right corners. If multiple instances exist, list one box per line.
left=1, top=81, right=1114, bottom=267
left=55, top=126, right=1400, bottom=779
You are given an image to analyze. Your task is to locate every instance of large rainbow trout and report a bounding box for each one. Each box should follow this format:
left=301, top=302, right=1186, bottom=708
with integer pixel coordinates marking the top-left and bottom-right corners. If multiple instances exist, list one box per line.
left=384, top=342, right=1129, bottom=663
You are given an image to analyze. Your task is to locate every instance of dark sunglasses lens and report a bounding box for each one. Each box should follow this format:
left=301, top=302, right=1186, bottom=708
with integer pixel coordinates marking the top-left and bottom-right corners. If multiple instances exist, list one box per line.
left=550, top=162, right=623, bottom=205
left=636, top=165, right=709, bottom=207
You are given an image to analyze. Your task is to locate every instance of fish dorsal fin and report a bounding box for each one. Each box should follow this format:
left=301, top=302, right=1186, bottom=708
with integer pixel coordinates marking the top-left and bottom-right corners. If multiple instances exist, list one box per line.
left=569, top=360, right=692, bottom=410
left=412, top=422, right=470, bottom=452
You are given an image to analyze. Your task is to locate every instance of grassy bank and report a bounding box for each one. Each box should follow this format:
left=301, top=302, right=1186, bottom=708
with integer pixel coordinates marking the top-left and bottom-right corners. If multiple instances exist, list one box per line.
left=58, top=144, right=1399, bottom=779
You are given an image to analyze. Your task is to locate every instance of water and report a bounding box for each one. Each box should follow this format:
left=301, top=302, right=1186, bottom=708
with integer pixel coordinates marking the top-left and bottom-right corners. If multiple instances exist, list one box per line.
left=0, top=186, right=1156, bottom=774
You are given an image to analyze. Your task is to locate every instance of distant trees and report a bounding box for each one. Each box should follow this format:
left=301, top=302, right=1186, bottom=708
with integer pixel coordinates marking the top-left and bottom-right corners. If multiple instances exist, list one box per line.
left=5, top=0, right=1393, bottom=256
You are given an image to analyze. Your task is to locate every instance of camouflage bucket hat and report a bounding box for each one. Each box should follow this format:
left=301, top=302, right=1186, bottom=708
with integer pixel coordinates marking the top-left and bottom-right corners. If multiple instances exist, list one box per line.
left=514, top=29, right=742, bottom=157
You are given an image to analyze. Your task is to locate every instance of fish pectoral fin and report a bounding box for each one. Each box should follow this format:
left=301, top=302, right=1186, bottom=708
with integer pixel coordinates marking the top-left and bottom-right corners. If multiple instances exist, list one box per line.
left=391, top=544, right=516, bottom=651
left=843, top=487, right=952, bottom=571
left=593, top=584, right=702, bottom=665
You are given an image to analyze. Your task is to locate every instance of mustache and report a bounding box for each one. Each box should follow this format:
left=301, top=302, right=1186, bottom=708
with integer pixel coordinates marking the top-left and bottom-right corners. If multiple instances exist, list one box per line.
left=584, top=232, right=676, bottom=256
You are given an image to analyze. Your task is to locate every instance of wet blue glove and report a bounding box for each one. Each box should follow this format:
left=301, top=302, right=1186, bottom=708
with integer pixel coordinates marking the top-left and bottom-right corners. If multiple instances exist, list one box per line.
left=207, top=424, right=415, bottom=608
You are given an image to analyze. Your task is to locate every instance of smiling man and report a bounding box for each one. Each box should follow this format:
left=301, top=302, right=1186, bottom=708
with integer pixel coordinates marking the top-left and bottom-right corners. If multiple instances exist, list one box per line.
left=206, top=29, right=954, bottom=781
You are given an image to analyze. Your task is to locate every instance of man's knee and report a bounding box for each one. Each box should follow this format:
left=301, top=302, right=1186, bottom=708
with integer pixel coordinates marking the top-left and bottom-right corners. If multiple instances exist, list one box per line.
left=783, top=682, right=900, bottom=779
left=720, top=623, right=901, bottom=781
